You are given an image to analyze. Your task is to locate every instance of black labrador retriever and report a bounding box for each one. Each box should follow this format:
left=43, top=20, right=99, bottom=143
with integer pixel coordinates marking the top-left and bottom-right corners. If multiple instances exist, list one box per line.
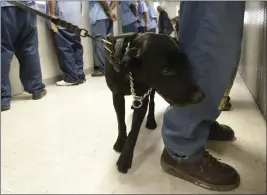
left=104, top=32, right=204, bottom=173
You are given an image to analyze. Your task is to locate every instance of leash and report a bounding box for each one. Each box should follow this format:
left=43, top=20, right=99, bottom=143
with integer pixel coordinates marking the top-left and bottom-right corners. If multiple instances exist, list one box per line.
left=7, top=1, right=151, bottom=109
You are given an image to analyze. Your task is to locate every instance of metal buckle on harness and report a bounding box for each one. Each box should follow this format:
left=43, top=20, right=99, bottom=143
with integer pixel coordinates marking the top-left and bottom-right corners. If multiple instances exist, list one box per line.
left=132, top=97, right=143, bottom=109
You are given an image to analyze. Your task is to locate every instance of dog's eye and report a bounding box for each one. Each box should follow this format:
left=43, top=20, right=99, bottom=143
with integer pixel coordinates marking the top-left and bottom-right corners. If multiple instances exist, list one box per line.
left=162, top=68, right=175, bottom=76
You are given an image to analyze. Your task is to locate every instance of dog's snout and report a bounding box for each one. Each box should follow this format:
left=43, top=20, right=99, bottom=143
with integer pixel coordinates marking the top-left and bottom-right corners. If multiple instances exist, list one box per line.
left=191, top=89, right=205, bottom=104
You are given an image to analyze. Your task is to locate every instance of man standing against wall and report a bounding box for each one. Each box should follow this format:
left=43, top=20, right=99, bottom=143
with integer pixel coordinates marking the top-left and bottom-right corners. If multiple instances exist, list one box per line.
left=137, top=1, right=149, bottom=33
left=47, top=1, right=86, bottom=86
left=89, top=1, right=117, bottom=77
left=1, top=1, right=47, bottom=111
left=118, top=1, right=139, bottom=33
left=157, top=5, right=174, bottom=36
left=160, top=1, right=245, bottom=191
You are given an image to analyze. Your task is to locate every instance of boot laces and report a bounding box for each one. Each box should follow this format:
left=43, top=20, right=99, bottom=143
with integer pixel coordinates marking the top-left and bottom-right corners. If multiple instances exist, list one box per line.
left=202, top=151, right=221, bottom=167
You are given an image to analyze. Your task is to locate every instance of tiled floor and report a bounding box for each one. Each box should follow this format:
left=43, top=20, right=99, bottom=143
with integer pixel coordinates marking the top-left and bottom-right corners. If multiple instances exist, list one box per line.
left=1, top=74, right=266, bottom=194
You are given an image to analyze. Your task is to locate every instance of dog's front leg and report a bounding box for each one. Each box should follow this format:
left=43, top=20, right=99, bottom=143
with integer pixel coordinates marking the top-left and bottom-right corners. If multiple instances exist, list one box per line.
left=116, top=97, right=149, bottom=173
left=145, top=89, right=157, bottom=130
left=112, top=93, right=127, bottom=153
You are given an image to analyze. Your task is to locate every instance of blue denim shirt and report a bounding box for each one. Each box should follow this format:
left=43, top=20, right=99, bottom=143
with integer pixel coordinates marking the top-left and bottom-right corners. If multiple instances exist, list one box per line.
left=137, top=1, right=148, bottom=27
left=88, top=1, right=111, bottom=24
left=1, top=1, right=35, bottom=8
left=46, top=1, right=82, bottom=29
left=147, top=4, right=157, bottom=29
left=118, top=1, right=137, bottom=26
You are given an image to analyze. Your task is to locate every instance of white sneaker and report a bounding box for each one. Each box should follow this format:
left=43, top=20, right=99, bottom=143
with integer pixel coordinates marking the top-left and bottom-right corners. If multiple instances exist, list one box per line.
left=56, top=80, right=79, bottom=86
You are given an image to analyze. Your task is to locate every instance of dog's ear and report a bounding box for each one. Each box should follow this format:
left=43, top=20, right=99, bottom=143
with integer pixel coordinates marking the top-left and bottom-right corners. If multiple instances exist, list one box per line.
left=125, top=35, right=147, bottom=59
left=113, top=33, right=142, bottom=71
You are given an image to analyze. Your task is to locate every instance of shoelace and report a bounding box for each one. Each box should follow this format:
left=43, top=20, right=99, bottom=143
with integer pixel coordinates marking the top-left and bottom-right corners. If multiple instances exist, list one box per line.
left=203, top=151, right=221, bottom=167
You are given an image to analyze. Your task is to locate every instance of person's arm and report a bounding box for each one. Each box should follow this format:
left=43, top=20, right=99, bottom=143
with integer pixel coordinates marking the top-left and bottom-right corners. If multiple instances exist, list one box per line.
left=143, top=3, right=149, bottom=27
left=98, top=1, right=117, bottom=20
left=48, top=1, right=56, bottom=16
left=109, top=0, right=116, bottom=11
left=129, top=2, right=141, bottom=23
left=98, top=1, right=111, bottom=14
left=47, top=1, right=58, bottom=32
left=129, top=2, right=137, bottom=17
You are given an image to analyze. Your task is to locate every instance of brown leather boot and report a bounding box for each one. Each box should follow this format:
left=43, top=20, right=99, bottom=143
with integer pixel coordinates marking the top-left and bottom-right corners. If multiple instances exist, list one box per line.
left=208, top=121, right=235, bottom=141
left=160, top=149, right=240, bottom=191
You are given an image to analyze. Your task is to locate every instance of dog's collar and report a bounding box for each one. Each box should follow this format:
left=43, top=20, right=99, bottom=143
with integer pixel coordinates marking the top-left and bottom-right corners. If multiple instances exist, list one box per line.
left=108, top=39, right=152, bottom=109
left=128, top=72, right=152, bottom=109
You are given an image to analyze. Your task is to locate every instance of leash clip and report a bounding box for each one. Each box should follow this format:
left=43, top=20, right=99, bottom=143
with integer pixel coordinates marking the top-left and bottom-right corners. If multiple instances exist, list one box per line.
left=132, top=97, right=143, bottom=109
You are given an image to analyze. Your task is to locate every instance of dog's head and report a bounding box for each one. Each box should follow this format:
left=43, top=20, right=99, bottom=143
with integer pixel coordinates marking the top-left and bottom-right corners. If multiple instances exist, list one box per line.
left=110, top=33, right=205, bottom=107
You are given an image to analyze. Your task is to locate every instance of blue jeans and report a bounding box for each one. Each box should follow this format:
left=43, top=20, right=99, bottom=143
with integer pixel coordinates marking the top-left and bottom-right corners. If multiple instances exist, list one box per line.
left=148, top=28, right=157, bottom=33
left=91, top=19, right=113, bottom=71
left=51, top=28, right=85, bottom=82
left=138, top=26, right=147, bottom=33
left=162, top=1, right=245, bottom=162
left=1, top=7, right=45, bottom=107
left=122, top=22, right=138, bottom=33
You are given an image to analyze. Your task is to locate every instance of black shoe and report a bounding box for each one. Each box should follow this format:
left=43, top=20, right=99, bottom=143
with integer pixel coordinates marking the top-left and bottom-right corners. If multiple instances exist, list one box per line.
left=32, top=89, right=47, bottom=100
left=1, top=105, right=10, bottom=112
left=222, top=96, right=232, bottom=111
left=160, top=149, right=240, bottom=191
left=208, top=121, right=235, bottom=141
left=91, top=70, right=104, bottom=77
left=78, top=78, right=86, bottom=84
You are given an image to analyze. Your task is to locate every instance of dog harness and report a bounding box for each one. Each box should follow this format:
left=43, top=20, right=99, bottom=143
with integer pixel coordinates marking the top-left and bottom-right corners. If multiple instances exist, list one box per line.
left=106, top=37, right=152, bottom=109
left=9, top=0, right=152, bottom=109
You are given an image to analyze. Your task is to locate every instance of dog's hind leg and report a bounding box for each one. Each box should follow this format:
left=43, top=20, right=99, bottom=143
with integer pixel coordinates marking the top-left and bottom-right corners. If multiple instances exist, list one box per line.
left=145, top=89, right=157, bottom=130
left=112, top=93, right=127, bottom=153
left=116, top=97, right=149, bottom=173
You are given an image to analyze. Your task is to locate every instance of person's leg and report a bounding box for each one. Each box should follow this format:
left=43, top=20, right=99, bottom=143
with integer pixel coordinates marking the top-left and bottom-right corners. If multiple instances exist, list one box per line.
left=51, top=28, right=80, bottom=86
left=91, top=19, right=109, bottom=77
left=138, top=26, right=146, bottom=33
left=13, top=8, right=46, bottom=99
left=1, top=7, right=17, bottom=111
left=73, top=35, right=86, bottom=83
left=122, top=22, right=138, bottom=33
left=107, top=19, right=114, bottom=35
left=161, top=1, right=245, bottom=191
left=148, top=28, right=157, bottom=33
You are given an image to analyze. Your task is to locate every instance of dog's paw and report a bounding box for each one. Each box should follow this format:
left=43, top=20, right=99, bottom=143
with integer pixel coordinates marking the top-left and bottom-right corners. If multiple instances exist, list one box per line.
left=116, top=153, right=132, bottom=173
left=131, top=105, right=134, bottom=110
left=145, top=118, right=157, bottom=130
left=113, top=136, right=127, bottom=153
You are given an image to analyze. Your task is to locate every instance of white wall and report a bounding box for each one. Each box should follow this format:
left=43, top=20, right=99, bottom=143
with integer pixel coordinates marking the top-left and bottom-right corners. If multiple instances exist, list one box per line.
left=161, top=1, right=180, bottom=19
left=9, top=1, right=95, bottom=95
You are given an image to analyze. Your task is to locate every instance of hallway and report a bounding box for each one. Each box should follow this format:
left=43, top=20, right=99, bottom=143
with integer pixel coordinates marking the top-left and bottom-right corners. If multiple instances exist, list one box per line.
left=1, top=73, right=266, bottom=194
